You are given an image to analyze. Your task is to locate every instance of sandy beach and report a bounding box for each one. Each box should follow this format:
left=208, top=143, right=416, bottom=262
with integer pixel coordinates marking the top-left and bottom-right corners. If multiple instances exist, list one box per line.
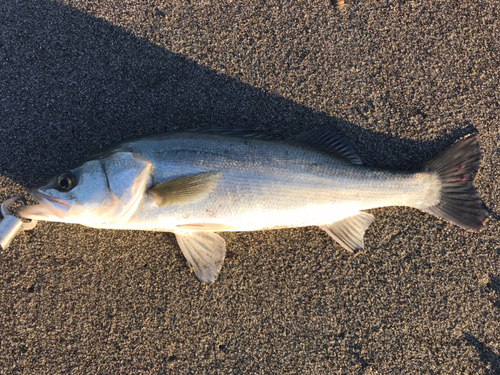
left=1, top=0, right=499, bottom=373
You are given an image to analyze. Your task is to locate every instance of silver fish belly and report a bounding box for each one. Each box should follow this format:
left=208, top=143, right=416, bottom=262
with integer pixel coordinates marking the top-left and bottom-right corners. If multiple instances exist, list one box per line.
left=18, top=128, right=488, bottom=283
left=120, top=134, right=440, bottom=232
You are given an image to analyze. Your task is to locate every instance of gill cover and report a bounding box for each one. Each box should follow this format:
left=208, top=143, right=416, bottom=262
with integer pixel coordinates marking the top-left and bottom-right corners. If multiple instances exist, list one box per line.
left=20, top=152, right=152, bottom=228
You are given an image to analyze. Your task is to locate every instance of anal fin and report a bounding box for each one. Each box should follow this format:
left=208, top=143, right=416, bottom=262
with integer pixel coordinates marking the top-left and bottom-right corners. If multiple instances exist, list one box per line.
left=174, top=231, right=226, bottom=284
left=319, top=212, right=374, bottom=253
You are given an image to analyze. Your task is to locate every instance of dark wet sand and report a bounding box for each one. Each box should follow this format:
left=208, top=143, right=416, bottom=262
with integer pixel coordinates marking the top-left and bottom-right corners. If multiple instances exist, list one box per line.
left=1, top=0, right=499, bottom=373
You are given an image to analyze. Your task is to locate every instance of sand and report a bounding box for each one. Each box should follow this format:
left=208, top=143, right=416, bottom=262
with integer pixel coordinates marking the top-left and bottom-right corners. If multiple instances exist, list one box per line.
left=1, top=0, right=499, bottom=373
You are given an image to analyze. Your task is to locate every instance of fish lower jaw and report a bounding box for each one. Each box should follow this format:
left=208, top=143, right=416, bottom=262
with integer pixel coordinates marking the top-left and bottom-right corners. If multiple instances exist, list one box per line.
left=17, top=203, right=61, bottom=222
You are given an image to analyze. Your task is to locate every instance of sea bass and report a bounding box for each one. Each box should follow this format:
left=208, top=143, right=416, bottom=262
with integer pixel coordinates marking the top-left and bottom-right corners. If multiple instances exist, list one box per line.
left=18, top=128, right=488, bottom=283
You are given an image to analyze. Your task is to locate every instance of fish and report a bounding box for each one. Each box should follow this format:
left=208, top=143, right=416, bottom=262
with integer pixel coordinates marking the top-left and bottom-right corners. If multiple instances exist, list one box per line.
left=18, top=127, right=488, bottom=283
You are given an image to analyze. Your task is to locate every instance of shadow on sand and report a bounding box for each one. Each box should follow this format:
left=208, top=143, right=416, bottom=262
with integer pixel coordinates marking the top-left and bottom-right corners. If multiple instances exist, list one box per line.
left=463, top=332, right=500, bottom=375
left=0, top=0, right=478, bottom=190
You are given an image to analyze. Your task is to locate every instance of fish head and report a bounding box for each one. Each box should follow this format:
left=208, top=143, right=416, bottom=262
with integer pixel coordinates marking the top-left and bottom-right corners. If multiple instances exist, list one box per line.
left=19, top=152, right=153, bottom=227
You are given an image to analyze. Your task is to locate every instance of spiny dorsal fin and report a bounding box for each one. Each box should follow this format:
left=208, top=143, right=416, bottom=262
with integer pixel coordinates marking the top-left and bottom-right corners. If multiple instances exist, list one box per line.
left=148, top=172, right=221, bottom=207
left=319, top=212, right=374, bottom=253
left=289, top=127, right=363, bottom=165
left=175, top=231, right=226, bottom=284
left=186, top=128, right=274, bottom=140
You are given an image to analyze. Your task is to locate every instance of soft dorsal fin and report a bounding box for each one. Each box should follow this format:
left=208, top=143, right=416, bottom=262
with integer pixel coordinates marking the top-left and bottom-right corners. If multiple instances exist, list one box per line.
left=186, top=128, right=274, bottom=140
left=148, top=172, right=221, bottom=207
left=319, top=212, right=374, bottom=253
left=174, top=231, right=226, bottom=284
left=289, top=127, right=363, bottom=165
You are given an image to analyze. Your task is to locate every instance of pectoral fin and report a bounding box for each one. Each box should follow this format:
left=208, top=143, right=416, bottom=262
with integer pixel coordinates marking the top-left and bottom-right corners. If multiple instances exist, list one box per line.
left=174, top=231, right=226, bottom=284
left=319, top=212, right=374, bottom=253
left=148, top=172, right=221, bottom=207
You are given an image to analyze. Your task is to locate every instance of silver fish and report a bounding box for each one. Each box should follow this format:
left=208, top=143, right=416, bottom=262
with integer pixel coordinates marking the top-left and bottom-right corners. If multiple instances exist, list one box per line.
left=19, top=128, right=488, bottom=283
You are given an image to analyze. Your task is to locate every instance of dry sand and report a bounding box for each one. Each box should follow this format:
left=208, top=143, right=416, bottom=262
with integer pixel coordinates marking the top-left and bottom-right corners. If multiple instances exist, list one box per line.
left=1, top=0, right=499, bottom=373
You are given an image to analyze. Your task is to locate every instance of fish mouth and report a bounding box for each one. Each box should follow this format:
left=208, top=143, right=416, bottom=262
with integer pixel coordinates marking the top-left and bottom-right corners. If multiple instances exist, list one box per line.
left=17, top=190, right=71, bottom=221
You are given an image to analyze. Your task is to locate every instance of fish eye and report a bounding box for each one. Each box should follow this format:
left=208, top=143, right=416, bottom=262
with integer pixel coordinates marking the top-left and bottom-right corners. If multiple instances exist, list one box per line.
left=56, top=171, right=76, bottom=191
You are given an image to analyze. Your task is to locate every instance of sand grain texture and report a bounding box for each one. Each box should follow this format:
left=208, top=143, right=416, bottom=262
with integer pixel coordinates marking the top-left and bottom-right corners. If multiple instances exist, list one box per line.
left=1, top=0, right=499, bottom=373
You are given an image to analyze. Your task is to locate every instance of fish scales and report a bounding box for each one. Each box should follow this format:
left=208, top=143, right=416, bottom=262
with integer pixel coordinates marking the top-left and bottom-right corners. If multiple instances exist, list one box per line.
left=18, top=128, right=488, bottom=283
left=119, top=133, right=440, bottom=231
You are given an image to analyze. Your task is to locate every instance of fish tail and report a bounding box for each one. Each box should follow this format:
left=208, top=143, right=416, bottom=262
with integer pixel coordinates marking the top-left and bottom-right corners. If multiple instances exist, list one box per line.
left=420, top=134, right=488, bottom=231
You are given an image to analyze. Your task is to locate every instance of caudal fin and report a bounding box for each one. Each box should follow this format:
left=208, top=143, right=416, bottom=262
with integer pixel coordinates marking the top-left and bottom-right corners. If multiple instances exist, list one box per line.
left=421, top=135, right=488, bottom=231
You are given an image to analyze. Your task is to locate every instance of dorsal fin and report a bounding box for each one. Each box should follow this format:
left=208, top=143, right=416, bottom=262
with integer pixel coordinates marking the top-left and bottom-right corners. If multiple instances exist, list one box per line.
left=289, top=127, right=363, bottom=165
left=186, top=128, right=274, bottom=140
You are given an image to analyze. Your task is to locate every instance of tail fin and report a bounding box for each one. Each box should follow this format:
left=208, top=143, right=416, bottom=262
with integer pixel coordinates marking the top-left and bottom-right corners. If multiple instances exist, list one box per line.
left=421, top=135, right=488, bottom=231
